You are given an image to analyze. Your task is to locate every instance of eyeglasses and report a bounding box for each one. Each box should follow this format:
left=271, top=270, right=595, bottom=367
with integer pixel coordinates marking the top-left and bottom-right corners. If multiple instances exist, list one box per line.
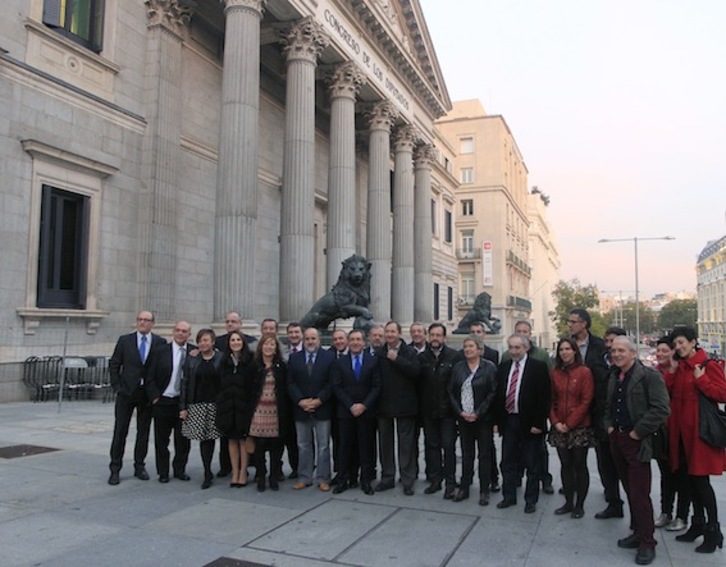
left=567, top=319, right=583, bottom=325
left=137, top=318, right=153, bottom=323
left=225, top=320, right=239, bottom=323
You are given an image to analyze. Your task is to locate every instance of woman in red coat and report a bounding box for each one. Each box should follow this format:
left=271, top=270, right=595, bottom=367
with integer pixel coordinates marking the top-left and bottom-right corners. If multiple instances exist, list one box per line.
left=548, top=337, right=595, bottom=519
left=666, top=326, right=726, bottom=553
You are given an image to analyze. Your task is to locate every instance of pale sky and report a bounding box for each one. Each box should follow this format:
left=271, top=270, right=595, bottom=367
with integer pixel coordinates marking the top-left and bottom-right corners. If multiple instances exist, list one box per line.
left=420, top=0, right=726, bottom=297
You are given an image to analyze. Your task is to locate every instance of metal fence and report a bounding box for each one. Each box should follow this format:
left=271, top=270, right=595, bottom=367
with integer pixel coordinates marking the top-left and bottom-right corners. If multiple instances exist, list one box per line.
left=22, top=356, right=114, bottom=403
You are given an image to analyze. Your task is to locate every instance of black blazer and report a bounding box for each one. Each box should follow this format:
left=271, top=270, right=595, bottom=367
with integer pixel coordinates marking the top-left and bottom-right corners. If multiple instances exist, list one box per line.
left=331, top=351, right=381, bottom=418
left=145, top=342, right=196, bottom=403
left=418, top=345, right=463, bottom=419
left=376, top=341, right=421, bottom=418
left=109, top=332, right=167, bottom=397
left=287, top=348, right=336, bottom=421
left=496, top=356, right=551, bottom=432
left=181, top=351, right=223, bottom=409
left=581, top=333, right=610, bottom=434
left=449, top=357, right=498, bottom=423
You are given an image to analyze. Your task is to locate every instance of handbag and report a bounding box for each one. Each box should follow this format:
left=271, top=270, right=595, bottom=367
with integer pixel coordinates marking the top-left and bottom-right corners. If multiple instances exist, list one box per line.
left=698, top=391, right=726, bottom=448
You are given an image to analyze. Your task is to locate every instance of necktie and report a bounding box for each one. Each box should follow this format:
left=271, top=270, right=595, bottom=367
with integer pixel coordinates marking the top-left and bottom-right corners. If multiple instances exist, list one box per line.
left=354, top=355, right=362, bottom=381
left=139, top=335, right=147, bottom=363
left=505, top=361, right=520, bottom=413
left=307, top=353, right=314, bottom=376
left=173, top=347, right=185, bottom=393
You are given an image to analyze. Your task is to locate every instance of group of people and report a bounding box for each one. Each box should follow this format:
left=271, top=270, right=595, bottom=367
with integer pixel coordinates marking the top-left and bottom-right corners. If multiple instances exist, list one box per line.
left=107, top=308, right=726, bottom=565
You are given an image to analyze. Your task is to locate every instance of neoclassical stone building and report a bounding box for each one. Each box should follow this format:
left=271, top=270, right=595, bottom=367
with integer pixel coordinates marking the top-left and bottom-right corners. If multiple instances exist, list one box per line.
left=0, top=0, right=455, bottom=363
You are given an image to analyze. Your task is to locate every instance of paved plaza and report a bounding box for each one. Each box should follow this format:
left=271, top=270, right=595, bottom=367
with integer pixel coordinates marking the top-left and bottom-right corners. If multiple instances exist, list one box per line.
left=0, top=401, right=723, bottom=567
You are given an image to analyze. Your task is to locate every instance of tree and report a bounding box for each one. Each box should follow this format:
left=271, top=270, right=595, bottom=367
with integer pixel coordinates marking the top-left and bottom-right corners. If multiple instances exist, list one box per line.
left=605, top=301, right=657, bottom=336
left=658, top=298, right=698, bottom=331
left=549, top=279, right=602, bottom=338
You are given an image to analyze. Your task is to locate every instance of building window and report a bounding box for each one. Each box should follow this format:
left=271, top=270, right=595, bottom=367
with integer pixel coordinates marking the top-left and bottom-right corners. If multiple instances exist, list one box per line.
left=462, top=199, right=474, bottom=216
left=460, top=137, right=474, bottom=154
left=433, top=283, right=440, bottom=320
left=444, top=210, right=452, bottom=243
left=37, top=185, right=89, bottom=309
left=461, top=230, right=474, bottom=255
left=447, top=287, right=453, bottom=320
left=431, top=199, right=437, bottom=235
left=461, top=275, right=475, bottom=303
left=460, top=168, right=474, bottom=184
left=444, top=156, right=452, bottom=173
left=43, top=0, right=105, bottom=53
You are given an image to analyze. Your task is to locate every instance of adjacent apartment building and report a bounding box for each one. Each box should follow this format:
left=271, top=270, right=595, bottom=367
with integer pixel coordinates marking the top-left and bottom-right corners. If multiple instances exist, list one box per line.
left=697, top=234, right=726, bottom=357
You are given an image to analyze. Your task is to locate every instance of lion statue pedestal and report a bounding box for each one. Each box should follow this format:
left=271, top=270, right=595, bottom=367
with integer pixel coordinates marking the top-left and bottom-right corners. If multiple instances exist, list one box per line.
left=453, top=291, right=502, bottom=335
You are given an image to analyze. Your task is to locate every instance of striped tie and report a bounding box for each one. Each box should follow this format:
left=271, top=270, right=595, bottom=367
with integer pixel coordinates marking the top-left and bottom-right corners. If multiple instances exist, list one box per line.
left=505, top=361, right=520, bottom=413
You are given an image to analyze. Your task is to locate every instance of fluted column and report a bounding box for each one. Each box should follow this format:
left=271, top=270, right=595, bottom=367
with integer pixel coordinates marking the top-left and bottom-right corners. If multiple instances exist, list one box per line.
left=366, top=102, right=398, bottom=322
left=326, top=62, right=365, bottom=290
left=139, top=0, right=193, bottom=321
left=213, top=0, right=265, bottom=322
left=391, top=125, right=416, bottom=324
left=279, top=18, right=329, bottom=321
left=414, top=144, right=436, bottom=322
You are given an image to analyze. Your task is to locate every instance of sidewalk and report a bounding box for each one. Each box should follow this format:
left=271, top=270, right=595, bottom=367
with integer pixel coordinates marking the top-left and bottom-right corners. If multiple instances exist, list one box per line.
left=0, top=401, right=723, bottom=567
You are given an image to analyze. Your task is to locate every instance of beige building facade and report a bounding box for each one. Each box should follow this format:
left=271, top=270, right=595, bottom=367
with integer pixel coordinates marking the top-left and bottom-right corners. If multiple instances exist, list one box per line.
left=697, top=235, right=726, bottom=357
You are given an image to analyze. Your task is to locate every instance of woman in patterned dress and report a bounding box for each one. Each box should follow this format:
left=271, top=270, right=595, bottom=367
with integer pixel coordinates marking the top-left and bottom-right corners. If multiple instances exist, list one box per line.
left=249, top=335, right=291, bottom=492
left=181, top=328, right=223, bottom=489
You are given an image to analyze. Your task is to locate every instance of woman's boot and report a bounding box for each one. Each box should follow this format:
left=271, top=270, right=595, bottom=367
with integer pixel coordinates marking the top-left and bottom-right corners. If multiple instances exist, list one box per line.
left=676, top=518, right=705, bottom=542
left=695, top=523, right=724, bottom=553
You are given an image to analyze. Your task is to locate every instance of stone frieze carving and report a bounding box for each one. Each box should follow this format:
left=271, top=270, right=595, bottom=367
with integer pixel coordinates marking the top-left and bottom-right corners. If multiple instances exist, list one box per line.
left=145, top=0, right=195, bottom=34
left=393, top=124, right=417, bottom=152
left=367, top=101, right=399, bottom=131
left=414, top=144, right=438, bottom=168
left=328, top=61, right=366, bottom=98
left=282, top=17, right=330, bottom=63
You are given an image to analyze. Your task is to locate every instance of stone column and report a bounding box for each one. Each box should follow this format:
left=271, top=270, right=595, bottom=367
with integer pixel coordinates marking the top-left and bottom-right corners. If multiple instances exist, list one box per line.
left=213, top=0, right=265, bottom=323
left=366, top=102, right=398, bottom=322
left=139, top=0, right=193, bottom=321
left=414, top=144, right=437, bottom=322
left=279, top=18, right=329, bottom=322
left=326, top=62, right=365, bottom=290
left=391, top=125, right=416, bottom=324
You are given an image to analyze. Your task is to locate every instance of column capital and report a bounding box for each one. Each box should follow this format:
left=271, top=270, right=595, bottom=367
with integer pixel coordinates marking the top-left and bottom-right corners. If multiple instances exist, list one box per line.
left=282, top=17, right=329, bottom=64
left=145, top=0, right=194, bottom=35
left=220, top=0, right=266, bottom=17
left=367, top=101, right=398, bottom=132
left=393, top=124, right=417, bottom=153
left=328, top=62, right=366, bottom=100
left=414, top=144, right=437, bottom=169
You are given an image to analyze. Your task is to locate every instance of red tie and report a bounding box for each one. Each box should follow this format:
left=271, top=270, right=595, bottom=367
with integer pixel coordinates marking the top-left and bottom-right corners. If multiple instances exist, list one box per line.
left=506, top=361, right=520, bottom=413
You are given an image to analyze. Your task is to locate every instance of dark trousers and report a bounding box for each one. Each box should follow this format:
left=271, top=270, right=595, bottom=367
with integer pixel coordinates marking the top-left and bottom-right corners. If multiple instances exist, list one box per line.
left=109, top=387, right=152, bottom=472
left=491, top=438, right=499, bottom=485
left=501, top=414, right=543, bottom=505
left=557, top=445, right=590, bottom=508
left=656, top=456, right=689, bottom=519
left=254, top=437, right=283, bottom=479
left=423, top=415, right=457, bottom=487
left=279, top=425, right=298, bottom=475
left=338, top=416, right=376, bottom=484
left=610, top=431, right=656, bottom=548
left=218, top=435, right=231, bottom=474
left=540, top=437, right=553, bottom=486
left=378, top=416, right=417, bottom=488
left=151, top=398, right=190, bottom=477
left=459, top=419, right=493, bottom=492
left=595, top=435, right=623, bottom=507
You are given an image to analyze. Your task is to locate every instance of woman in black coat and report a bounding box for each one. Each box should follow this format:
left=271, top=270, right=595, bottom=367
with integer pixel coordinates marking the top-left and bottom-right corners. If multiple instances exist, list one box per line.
left=216, top=330, right=254, bottom=487
left=448, top=334, right=498, bottom=505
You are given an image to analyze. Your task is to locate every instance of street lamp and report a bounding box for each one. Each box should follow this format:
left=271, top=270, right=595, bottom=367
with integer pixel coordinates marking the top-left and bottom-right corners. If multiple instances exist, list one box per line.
left=597, top=236, right=675, bottom=350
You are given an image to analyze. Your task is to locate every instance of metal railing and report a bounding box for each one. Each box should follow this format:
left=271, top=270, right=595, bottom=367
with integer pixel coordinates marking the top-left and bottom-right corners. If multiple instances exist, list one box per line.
left=22, top=356, right=113, bottom=403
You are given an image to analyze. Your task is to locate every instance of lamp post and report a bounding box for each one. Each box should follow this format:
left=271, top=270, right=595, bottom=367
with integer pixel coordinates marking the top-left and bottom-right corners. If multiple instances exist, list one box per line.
left=598, top=236, right=675, bottom=351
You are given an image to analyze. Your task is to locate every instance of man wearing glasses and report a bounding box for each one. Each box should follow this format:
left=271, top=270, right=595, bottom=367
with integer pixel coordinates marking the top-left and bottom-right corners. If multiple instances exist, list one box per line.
left=108, top=311, right=167, bottom=485
left=568, top=308, right=623, bottom=519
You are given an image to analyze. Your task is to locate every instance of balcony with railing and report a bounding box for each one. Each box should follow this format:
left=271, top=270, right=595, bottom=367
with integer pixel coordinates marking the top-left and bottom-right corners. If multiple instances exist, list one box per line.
left=506, top=250, right=532, bottom=276
left=456, top=248, right=481, bottom=260
left=507, top=295, right=532, bottom=311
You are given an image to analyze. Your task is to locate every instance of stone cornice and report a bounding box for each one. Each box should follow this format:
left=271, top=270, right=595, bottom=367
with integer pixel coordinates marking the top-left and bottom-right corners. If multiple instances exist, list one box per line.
left=145, top=0, right=195, bottom=36
left=367, top=101, right=398, bottom=131
left=282, top=17, right=330, bottom=64
left=393, top=124, right=417, bottom=152
left=221, top=0, right=265, bottom=17
left=414, top=143, right=437, bottom=169
left=328, top=61, right=366, bottom=99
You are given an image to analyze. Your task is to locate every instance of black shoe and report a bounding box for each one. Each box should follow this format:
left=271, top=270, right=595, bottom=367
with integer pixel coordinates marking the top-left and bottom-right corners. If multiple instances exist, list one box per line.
left=479, top=492, right=489, bottom=506
left=375, top=481, right=394, bottom=492
left=635, top=546, right=655, bottom=565
left=453, top=488, right=469, bottom=502
left=362, top=483, right=374, bottom=495
left=596, top=505, right=624, bottom=519
left=276, top=472, right=285, bottom=482
left=617, top=534, right=640, bottom=549
left=349, top=479, right=359, bottom=489
left=497, top=499, right=516, bottom=509
left=554, top=504, right=573, bottom=515
left=269, top=479, right=279, bottom=491
left=159, top=475, right=170, bottom=483
left=524, top=503, right=536, bottom=514
left=542, top=483, right=554, bottom=495
left=108, top=471, right=120, bottom=485
left=571, top=507, right=585, bottom=519
left=558, top=487, right=565, bottom=495
left=443, top=486, right=456, bottom=500
left=201, top=473, right=213, bottom=490
left=174, top=472, right=191, bottom=481
left=424, top=482, right=442, bottom=495
left=676, top=522, right=706, bottom=542
left=257, top=478, right=266, bottom=492
left=333, top=483, right=348, bottom=494
left=490, top=481, right=501, bottom=493
left=217, top=469, right=231, bottom=478
left=403, top=486, right=414, bottom=496
left=288, top=471, right=298, bottom=480
left=695, top=522, right=723, bottom=553
left=134, top=467, right=150, bottom=481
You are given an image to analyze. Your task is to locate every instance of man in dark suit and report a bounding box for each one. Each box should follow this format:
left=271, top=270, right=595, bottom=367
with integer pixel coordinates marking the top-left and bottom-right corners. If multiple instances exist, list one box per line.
left=569, top=308, right=623, bottom=519
left=108, top=310, right=167, bottom=485
left=496, top=334, right=551, bottom=513
left=331, top=329, right=381, bottom=495
left=145, top=321, right=194, bottom=483
left=287, top=327, right=336, bottom=491
left=375, top=321, right=421, bottom=495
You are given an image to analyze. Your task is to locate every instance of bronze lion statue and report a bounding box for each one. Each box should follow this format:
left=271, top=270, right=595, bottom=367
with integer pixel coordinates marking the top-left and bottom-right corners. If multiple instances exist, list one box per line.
left=300, top=254, right=374, bottom=331
left=453, top=291, right=502, bottom=334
